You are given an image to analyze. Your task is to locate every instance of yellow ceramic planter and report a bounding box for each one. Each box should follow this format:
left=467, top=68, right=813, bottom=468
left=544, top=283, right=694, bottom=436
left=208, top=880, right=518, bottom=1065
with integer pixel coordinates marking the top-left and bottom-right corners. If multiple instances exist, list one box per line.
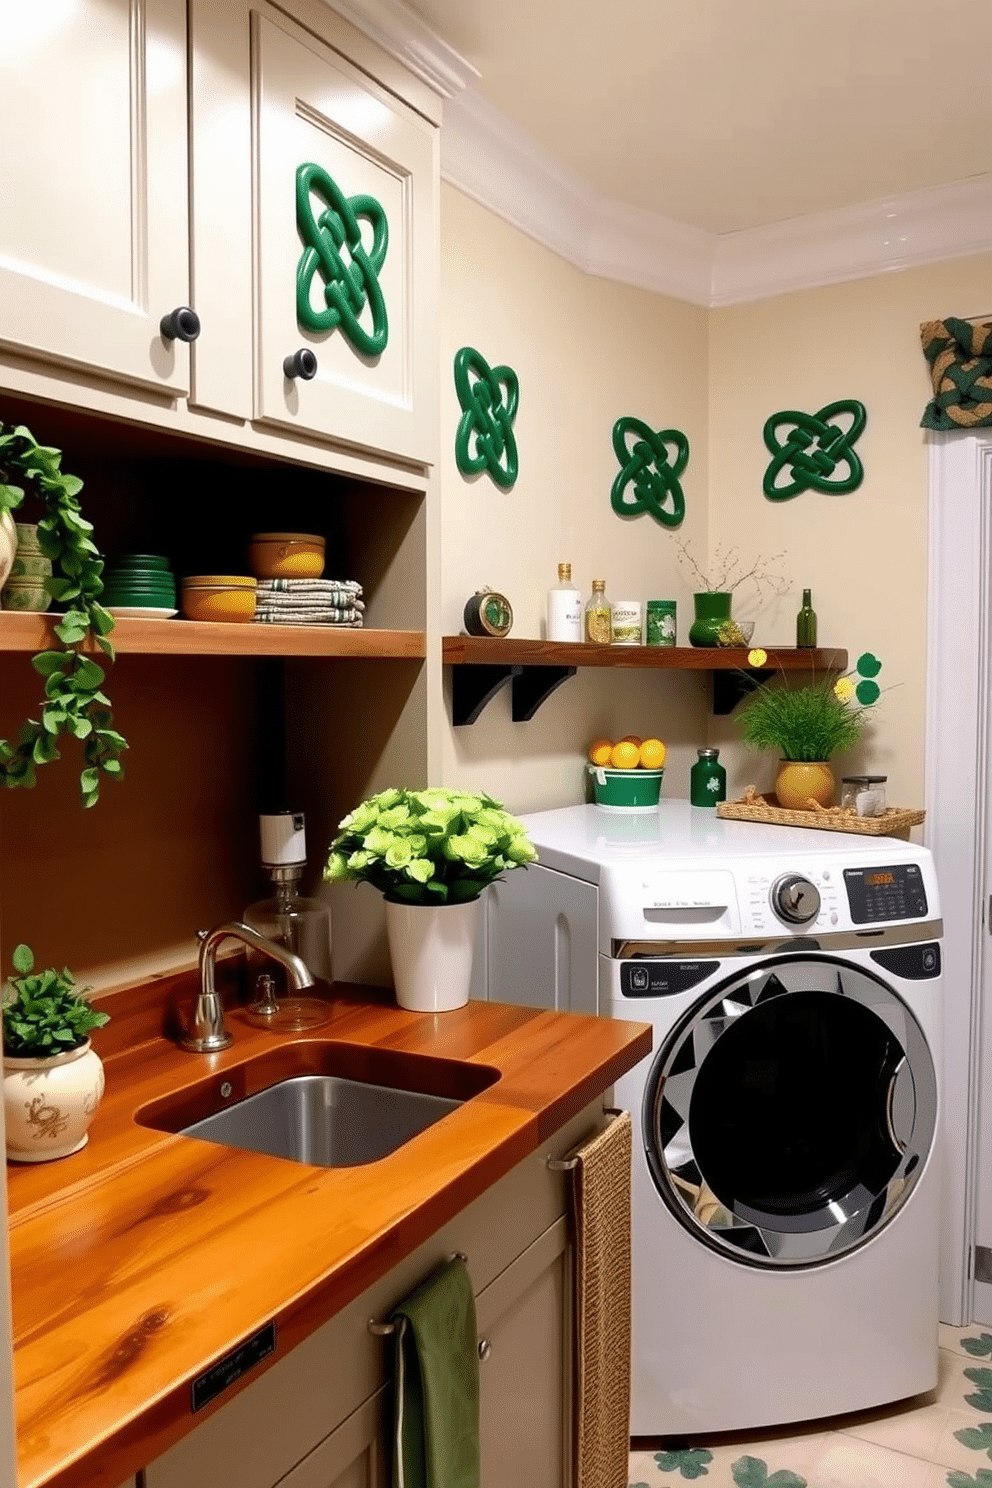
left=775, top=759, right=835, bottom=811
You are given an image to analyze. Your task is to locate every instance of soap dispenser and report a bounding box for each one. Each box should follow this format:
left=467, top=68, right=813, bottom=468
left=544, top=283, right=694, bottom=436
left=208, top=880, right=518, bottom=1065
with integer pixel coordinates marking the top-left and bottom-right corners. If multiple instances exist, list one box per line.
left=243, top=811, right=333, bottom=1030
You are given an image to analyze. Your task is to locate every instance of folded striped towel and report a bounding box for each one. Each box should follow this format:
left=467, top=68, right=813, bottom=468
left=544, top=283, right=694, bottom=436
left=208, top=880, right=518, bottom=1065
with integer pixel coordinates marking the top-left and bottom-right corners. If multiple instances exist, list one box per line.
left=256, top=578, right=363, bottom=600
left=254, top=609, right=364, bottom=626
left=253, top=576, right=365, bottom=626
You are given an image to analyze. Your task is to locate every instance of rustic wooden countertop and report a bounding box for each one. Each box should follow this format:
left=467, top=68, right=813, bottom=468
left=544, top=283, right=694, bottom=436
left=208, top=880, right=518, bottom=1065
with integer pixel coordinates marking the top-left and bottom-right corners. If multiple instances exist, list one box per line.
left=7, top=975, right=651, bottom=1488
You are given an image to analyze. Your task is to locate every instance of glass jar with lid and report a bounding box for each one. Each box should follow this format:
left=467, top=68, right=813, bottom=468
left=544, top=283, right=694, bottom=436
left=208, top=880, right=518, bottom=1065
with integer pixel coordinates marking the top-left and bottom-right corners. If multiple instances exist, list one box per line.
left=841, top=775, right=887, bottom=817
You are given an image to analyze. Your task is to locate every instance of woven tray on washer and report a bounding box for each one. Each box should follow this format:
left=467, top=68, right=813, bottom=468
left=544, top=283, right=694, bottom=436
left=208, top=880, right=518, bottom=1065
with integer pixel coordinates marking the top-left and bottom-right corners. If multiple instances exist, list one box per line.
left=717, top=795, right=926, bottom=836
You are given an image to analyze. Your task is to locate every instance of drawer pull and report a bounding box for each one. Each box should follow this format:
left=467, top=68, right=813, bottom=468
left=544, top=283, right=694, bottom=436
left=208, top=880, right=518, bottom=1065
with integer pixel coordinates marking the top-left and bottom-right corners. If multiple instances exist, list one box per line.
left=368, top=1251, right=468, bottom=1336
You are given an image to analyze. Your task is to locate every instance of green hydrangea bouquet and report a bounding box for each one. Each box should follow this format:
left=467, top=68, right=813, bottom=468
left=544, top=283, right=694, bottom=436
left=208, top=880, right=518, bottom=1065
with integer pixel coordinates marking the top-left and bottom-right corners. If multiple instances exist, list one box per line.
left=323, top=787, right=537, bottom=905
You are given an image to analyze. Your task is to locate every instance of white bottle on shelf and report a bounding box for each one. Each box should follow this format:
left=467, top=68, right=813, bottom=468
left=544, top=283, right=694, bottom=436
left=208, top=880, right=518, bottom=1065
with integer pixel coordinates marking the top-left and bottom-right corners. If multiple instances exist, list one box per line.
left=547, top=562, right=582, bottom=642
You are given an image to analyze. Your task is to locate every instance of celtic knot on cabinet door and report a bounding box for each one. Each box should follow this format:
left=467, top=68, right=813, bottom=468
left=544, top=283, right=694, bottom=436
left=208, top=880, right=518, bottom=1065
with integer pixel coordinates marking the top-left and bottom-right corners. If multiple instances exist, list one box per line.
left=295, top=162, right=389, bottom=356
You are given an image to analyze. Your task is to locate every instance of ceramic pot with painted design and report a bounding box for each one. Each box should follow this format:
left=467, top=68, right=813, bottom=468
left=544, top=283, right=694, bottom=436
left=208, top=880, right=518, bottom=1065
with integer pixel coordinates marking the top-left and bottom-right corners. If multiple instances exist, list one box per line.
left=3, top=1041, right=105, bottom=1163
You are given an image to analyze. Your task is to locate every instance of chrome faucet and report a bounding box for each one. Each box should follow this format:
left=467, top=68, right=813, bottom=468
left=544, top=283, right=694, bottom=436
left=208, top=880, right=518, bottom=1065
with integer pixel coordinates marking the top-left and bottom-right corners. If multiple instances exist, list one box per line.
left=179, top=920, right=316, bottom=1053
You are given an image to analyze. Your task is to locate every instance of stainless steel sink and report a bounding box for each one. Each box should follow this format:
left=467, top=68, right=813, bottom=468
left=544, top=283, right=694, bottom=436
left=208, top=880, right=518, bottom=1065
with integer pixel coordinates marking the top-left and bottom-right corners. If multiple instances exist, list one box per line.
left=177, top=1074, right=462, bottom=1167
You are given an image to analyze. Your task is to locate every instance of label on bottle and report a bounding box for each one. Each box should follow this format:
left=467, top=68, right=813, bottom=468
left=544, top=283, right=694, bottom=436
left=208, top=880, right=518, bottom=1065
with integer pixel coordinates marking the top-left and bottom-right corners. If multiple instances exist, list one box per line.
left=547, top=589, right=582, bottom=641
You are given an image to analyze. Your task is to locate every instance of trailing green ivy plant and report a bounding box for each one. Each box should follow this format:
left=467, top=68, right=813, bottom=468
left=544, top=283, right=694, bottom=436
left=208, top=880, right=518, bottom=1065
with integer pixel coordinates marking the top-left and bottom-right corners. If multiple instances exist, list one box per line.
left=0, top=421, right=127, bottom=806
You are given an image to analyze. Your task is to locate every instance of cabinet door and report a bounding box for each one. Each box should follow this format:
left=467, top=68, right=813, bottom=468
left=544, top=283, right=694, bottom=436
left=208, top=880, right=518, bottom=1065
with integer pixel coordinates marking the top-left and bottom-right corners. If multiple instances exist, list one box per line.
left=476, top=1216, right=572, bottom=1488
left=251, top=12, right=438, bottom=464
left=0, top=0, right=192, bottom=394
left=276, top=1388, right=389, bottom=1488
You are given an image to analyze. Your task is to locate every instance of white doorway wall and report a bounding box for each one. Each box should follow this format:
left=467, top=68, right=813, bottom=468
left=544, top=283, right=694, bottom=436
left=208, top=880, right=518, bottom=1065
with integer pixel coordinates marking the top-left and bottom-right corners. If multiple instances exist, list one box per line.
left=925, top=430, right=992, bottom=1323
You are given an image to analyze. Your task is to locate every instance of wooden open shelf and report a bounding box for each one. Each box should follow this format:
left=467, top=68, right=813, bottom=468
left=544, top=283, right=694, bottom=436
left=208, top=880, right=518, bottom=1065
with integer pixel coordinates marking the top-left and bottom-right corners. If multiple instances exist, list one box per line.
left=0, top=613, right=426, bottom=660
left=441, top=636, right=848, bottom=722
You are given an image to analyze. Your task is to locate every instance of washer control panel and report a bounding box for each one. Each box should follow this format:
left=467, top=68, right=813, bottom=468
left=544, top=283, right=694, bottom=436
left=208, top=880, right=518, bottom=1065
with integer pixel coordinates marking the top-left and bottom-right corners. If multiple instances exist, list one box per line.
left=844, top=863, right=929, bottom=924
left=770, top=873, right=821, bottom=925
left=744, top=866, right=842, bottom=933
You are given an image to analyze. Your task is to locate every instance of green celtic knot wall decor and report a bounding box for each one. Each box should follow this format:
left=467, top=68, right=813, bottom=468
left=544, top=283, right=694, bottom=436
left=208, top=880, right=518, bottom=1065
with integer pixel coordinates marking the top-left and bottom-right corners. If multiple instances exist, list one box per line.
left=762, top=399, right=866, bottom=500
left=610, top=417, right=688, bottom=527
left=453, top=347, right=519, bottom=489
left=295, top=162, right=388, bottom=357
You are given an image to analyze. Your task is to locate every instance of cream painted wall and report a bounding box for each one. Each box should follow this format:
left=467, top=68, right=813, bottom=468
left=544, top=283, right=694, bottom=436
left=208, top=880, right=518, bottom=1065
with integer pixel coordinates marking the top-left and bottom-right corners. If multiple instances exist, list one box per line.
left=707, top=254, right=992, bottom=810
left=439, top=185, right=711, bottom=812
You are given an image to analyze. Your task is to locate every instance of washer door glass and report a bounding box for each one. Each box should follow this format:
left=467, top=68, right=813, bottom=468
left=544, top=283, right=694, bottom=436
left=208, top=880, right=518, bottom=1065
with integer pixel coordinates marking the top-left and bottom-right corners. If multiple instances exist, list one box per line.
left=643, top=954, right=938, bottom=1267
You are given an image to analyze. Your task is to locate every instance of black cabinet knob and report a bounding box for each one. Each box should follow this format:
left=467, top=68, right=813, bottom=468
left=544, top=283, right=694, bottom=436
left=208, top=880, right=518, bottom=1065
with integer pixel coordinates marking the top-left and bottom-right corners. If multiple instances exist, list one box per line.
left=283, top=349, right=318, bottom=380
left=160, top=307, right=201, bottom=343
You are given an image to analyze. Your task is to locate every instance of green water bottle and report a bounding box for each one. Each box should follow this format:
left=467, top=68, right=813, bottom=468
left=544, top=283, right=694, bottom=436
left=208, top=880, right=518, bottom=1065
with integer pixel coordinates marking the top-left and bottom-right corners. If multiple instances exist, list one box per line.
left=690, top=748, right=726, bottom=807
left=796, top=588, right=817, bottom=648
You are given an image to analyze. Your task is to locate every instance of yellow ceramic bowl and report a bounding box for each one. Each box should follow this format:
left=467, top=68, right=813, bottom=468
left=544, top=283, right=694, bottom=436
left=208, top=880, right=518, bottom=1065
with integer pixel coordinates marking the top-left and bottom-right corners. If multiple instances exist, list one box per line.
left=181, top=575, right=257, bottom=623
left=248, top=532, right=325, bottom=579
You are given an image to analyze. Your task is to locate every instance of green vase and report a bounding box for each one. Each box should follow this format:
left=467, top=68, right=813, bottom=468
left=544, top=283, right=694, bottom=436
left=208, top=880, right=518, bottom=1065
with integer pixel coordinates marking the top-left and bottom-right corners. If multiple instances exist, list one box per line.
left=688, top=591, right=732, bottom=647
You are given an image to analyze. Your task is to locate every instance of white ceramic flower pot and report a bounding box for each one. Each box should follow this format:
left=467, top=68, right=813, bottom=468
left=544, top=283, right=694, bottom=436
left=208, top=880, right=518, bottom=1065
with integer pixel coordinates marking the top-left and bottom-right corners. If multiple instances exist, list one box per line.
left=3, top=1040, right=105, bottom=1163
left=384, top=898, right=480, bottom=1012
left=0, top=509, right=17, bottom=591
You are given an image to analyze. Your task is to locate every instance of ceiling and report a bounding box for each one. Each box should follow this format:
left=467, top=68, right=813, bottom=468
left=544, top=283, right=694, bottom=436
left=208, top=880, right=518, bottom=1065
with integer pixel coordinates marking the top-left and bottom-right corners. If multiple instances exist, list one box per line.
left=404, top=0, right=992, bottom=235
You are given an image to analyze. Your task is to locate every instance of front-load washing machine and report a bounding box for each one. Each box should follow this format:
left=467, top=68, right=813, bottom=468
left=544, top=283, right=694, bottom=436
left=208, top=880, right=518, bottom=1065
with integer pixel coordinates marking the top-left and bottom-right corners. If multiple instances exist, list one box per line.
left=480, top=801, right=942, bottom=1436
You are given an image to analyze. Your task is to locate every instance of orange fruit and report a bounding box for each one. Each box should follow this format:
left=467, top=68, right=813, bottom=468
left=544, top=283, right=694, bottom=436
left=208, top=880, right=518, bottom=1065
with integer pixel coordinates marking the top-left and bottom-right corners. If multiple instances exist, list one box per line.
left=588, top=738, right=613, bottom=766
left=609, top=740, right=640, bottom=770
left=639, top=738, right=667, bottom=770
left=619, top=734, right=643, bottom=747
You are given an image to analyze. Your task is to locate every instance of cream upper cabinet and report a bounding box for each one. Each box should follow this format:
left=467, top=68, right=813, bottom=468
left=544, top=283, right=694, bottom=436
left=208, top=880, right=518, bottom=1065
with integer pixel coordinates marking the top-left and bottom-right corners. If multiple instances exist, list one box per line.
left=190, top=2, right=439, bottom=468
left=0, top=0, right=194, bottom=395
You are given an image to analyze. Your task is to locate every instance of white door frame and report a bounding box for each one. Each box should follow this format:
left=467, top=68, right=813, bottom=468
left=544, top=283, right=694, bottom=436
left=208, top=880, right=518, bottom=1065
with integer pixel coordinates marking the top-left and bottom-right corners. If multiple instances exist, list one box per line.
left=925, top=430, right=992, bottom=1323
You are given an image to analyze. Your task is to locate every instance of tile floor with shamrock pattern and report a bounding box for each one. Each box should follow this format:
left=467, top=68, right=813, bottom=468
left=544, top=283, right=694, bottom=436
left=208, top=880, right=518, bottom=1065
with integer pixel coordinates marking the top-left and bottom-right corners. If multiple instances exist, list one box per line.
left=627, top=1325, right=992, bottom=1488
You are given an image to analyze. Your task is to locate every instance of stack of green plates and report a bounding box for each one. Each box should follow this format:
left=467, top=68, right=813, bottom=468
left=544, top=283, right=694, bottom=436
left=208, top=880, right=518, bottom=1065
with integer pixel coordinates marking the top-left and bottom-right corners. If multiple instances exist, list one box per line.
left=101, top=555, right=178, bottom=616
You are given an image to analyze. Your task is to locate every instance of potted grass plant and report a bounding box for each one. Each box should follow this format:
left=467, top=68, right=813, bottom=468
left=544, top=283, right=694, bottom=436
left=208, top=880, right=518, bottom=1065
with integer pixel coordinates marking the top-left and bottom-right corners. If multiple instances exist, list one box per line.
left=324, top=787, right=537, bottom=1012
left=2, top=944, right=109, bottom=1163
left=736, top=654, right=882, bottom=809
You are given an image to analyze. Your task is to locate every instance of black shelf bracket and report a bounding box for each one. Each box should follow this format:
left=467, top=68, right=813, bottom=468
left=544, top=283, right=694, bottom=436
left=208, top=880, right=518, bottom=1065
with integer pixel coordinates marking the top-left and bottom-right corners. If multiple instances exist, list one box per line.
left=712, top=667, right=773, bottom=715
left=511, top=666, right=577, bottom=722
left=451, top=663, right=523, bottom=726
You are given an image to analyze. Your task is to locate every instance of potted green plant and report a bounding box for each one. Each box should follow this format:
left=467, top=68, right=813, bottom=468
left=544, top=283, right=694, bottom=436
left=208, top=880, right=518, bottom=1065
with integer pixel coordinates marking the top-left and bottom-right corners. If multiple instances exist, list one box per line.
left=737, top=654, right=882, bottom=809
left=324, top=787, right=537, bottom=1011
left=0, top=419, right=128, bottom=805
left=2, top=943, right=109, bottom=1163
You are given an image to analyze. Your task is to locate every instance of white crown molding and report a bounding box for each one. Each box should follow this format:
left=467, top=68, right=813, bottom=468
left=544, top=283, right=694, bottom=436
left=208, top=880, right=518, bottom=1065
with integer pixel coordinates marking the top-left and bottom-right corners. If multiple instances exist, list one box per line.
left=712, top=175, right=992, bottom=306
left=441, top=90, right=713, bottom=306
left=321, top=0, right=479, bottom=98
left=440, top=89, right=992, bottom=307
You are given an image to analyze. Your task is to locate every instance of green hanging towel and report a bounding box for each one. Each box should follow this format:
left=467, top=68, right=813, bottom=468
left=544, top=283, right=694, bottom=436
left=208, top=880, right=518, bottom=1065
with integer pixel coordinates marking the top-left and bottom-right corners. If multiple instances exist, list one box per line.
left=391, top=1255, right=480, bottom=1488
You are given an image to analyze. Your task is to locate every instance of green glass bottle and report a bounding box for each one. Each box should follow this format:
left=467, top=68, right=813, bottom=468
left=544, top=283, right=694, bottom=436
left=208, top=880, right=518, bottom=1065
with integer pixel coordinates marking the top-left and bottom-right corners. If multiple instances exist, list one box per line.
left=690, top=748, right=726, bottom=807
left=796, top=588, right=817, bottom=648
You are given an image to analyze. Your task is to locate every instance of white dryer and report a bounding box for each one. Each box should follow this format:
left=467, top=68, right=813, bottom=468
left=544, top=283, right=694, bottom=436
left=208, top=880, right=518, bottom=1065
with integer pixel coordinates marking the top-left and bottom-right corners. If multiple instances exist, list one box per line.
left=481, top=802, right=942, bottom=1436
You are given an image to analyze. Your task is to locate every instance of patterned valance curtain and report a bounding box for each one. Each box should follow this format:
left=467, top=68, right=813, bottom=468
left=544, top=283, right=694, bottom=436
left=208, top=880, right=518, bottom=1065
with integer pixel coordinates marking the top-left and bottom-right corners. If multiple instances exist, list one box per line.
left=920, top=317, right=992, bottom=430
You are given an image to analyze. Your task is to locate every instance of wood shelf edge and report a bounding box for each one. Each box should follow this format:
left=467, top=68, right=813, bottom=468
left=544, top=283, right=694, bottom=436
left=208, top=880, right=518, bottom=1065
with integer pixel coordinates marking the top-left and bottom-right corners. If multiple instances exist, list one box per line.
left=0, top=614, right=426, bottom=660
left=442, top=635, right=847, bottom=672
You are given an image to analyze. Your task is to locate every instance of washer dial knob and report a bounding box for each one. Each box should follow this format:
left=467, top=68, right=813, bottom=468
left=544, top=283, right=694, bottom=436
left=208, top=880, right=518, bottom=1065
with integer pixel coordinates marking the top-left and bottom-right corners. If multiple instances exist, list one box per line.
left=771, top=873, right=821, bottom=925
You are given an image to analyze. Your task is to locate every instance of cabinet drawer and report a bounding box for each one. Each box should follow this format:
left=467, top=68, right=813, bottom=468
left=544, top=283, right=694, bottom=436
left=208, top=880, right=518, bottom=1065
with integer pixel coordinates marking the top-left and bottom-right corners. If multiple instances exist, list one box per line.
left=144, top=1101, right=600, bottom=1488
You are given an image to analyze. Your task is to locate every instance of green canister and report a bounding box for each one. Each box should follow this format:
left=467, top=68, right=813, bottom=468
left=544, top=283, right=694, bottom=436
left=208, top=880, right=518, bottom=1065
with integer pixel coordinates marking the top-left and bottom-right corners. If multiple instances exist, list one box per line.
left=690, top=747, right=726, bottom=807
left=646, top=600, right=677, bottom=646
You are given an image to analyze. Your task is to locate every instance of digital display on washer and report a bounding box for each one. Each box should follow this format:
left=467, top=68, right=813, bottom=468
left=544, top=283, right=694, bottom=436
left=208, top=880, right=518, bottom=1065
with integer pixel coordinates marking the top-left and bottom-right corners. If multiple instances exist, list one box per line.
left=844, top=863, right=928, bottom=923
